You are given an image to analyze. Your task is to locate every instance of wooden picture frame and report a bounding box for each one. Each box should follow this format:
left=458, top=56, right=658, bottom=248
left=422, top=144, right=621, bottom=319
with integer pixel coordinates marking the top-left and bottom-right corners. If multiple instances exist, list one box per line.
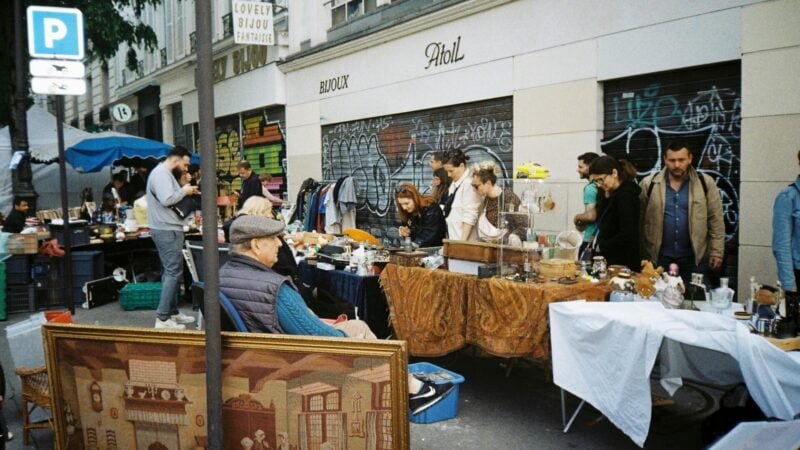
left=44, top=324, right=409, bottom=450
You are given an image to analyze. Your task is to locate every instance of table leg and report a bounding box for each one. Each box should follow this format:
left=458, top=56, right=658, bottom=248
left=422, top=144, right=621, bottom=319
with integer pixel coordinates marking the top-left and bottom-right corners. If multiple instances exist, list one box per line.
left=561, top=389, right=586, bottom=433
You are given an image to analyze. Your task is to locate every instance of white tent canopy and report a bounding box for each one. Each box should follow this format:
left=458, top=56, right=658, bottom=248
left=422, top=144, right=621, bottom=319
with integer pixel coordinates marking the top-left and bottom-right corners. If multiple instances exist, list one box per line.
left=0, top=106, right=108, bottom=214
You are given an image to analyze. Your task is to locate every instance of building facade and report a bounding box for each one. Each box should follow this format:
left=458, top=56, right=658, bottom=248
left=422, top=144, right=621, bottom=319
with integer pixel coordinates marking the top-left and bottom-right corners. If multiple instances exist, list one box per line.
left=53, top=0, right=800, bottom=295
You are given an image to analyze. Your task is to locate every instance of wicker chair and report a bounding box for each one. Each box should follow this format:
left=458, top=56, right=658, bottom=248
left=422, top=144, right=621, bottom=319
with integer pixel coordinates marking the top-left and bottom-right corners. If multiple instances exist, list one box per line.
left=15, top=366, right=53, bottom=444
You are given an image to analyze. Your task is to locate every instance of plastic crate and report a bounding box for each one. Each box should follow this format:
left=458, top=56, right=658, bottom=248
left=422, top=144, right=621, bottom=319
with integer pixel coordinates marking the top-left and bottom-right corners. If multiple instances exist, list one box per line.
left=120, top=282, right=175, bottom=310
left=408, top=362, right=465, bottom=424
left=5, top=255, right=30, bottom=285
left=71, top=250, right=105, bottom=278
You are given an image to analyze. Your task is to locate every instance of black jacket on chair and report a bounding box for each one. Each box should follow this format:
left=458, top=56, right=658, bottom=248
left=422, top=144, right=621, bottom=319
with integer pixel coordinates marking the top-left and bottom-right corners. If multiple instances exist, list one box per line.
left=596, top=180, right=642, bottom=270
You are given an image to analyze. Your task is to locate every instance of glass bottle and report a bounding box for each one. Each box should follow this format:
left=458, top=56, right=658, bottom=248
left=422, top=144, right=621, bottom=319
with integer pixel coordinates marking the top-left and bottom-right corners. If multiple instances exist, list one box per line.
left=711, top=277, right=735, bottom=314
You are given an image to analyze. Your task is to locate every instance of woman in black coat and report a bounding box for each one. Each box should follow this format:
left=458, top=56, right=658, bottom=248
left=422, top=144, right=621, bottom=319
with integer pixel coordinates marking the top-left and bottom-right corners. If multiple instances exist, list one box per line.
left=395, top=183, right=447, bottom=248
left=589, top=156, right=642, bottom=270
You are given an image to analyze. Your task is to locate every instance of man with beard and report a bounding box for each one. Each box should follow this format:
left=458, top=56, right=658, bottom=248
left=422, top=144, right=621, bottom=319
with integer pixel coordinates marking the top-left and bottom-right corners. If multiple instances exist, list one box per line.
left=573, top=152, right=599, bottom=257
left=147, top=146, right=199, bottom=329
left=640, top=140, right=725, bottom=284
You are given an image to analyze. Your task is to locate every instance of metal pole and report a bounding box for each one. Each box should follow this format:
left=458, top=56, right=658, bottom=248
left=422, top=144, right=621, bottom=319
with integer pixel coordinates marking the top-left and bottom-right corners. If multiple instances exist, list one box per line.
left=195, top=0, right=222, bottom=447
left=12, top=0, right=38, bottom=209
left=55, top=96, right=74, bottom=314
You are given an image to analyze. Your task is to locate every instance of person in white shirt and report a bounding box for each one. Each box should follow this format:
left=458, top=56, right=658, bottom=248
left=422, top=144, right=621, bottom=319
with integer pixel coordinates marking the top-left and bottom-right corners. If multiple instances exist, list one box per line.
left=443, top=149, right=481, bottom=241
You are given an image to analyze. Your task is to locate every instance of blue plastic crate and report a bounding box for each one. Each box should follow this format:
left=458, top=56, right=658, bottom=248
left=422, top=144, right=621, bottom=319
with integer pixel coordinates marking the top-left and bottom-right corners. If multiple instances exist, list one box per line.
left=408, top=362, right=464, bottom=424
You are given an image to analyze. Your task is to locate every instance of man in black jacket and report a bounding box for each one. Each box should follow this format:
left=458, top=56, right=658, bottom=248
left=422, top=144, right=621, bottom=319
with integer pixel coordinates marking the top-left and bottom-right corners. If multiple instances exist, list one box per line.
left=3, top=197, right=29, bottom=233
left=235, top=161, right=263, bottom=210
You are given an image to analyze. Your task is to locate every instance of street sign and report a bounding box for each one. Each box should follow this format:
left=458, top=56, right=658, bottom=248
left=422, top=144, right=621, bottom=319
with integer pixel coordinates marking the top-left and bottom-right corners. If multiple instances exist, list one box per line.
left=232, top=0, right=274, bottom=46
left=29, top=59, right=85, bottom=78
left=31, top=77, right=87, bottom=96
left=27, top=6, right=84, bottom=60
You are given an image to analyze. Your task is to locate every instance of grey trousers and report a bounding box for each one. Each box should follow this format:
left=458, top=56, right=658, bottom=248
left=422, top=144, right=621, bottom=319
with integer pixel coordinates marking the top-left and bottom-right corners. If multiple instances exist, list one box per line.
left=151, top=229, right=185, bottom=321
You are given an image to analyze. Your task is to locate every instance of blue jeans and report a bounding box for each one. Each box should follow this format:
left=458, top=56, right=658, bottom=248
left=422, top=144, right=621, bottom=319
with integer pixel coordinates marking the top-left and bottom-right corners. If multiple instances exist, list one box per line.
left=152, top=229, right=185, bottom=321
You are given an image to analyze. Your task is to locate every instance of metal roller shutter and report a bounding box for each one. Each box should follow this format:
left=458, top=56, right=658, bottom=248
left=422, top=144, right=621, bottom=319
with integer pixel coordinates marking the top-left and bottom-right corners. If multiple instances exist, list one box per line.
left=601, top=61, right=741, bottom=282
left=321, top=96, right=513, bottom=238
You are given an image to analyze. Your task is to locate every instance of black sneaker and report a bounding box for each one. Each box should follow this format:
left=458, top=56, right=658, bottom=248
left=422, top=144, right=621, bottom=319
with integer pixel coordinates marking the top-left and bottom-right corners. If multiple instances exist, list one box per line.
left=409, top=381, right=455, bottom=415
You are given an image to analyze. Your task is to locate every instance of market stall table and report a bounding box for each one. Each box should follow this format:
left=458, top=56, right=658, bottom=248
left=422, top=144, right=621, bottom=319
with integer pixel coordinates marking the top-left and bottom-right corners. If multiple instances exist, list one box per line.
left=549, top=301, right=800, bottom=447
left=298, top=260, right=391, bottom=338
left=379, top=264, right=611, bottom=357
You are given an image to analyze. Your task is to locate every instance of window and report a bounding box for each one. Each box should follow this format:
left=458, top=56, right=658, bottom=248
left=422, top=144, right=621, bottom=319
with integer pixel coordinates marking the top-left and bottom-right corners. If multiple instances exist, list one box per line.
left=164, top=0, right=174, bottom=62
left=309, top=394, right=324, bottom=412
left=380, top=383, right=391, bottom=409
left=325, top=392, right=340, bottom=411
left=330, top=0, right=382, bottom=27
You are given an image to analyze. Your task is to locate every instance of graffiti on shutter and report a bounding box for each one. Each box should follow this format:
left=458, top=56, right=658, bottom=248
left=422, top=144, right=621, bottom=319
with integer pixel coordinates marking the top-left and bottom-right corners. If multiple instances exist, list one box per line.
left=601, top=61, right=741, bottom=244
left=321, top=97, right=513, bottom=234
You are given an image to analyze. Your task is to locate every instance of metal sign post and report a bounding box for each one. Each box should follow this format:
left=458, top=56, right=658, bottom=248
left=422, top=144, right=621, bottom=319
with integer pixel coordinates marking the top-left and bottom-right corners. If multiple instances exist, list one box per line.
left=27, top=5, right=86, bottom=313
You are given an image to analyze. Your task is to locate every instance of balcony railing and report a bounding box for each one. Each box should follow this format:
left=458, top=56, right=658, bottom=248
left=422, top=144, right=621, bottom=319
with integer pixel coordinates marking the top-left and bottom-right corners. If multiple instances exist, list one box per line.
left=190, top=31, right=197, bottom=53
left=160, top=48, right=167, bottom=67
left=136, top=61, right=144, bottom=77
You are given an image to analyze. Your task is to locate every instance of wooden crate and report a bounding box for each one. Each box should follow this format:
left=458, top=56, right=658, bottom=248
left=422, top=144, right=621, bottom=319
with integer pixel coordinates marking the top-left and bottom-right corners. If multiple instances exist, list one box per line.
left=442, top=239, right=534, bottom=266
left=8, top=234, right=39, bottom=255
left=442, top=240, right=498, bottom=263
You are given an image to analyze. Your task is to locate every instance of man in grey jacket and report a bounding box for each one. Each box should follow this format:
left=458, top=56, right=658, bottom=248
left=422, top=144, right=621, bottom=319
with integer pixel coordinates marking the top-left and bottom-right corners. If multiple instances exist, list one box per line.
left=147, top=146, right=199, bottom=329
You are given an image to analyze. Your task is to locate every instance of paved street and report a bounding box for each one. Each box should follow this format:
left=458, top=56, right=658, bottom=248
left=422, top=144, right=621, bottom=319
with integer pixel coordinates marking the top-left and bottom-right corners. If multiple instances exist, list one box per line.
left=0, top=301, right=724, bottom=449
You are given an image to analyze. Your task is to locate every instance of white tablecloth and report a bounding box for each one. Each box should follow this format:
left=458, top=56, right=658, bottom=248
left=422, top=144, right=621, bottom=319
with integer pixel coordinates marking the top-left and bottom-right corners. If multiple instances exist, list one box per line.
left=549, top=301, right=800, bottom=447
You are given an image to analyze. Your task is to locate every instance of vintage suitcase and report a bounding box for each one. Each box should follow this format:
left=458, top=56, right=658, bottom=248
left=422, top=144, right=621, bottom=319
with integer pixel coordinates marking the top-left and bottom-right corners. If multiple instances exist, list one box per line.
left=82, top=276, right=127, bottom=309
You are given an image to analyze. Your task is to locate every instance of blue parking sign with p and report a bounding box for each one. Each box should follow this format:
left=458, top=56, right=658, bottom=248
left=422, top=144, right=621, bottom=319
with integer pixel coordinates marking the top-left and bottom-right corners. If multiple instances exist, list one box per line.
left=27, top=6, right=84, bottom=60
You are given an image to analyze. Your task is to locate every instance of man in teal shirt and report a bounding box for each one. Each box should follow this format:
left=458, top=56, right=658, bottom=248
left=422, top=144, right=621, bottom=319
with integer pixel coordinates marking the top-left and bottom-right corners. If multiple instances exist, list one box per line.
left=573, top=152, right=599, bottom=258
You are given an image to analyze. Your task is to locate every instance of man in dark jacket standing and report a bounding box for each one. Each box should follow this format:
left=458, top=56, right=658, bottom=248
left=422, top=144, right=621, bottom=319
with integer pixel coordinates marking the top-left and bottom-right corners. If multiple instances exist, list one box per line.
left=235, top=161, right=263, bottom=210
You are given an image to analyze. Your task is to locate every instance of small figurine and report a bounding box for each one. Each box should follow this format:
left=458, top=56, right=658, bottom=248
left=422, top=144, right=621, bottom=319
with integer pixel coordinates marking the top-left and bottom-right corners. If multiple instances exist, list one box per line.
left=660, top=263, right=685, bottom=309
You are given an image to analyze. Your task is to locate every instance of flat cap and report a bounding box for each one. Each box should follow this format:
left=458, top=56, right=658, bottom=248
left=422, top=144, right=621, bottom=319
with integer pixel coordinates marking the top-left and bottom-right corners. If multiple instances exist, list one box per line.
left=230, top=215, right=285, bottom=244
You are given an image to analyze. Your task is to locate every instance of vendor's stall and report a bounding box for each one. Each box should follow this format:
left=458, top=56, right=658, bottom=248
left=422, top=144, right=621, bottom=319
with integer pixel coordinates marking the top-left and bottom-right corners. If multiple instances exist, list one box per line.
left=298, top=260, right=390, bottom=338
left=380, top=264, right=611, bottom=357
left=549, top=301, right=800, bottom=447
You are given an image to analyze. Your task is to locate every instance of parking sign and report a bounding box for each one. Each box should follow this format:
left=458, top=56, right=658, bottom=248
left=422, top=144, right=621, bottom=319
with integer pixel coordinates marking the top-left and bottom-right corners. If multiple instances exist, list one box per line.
left=27, top=6, right=84, bottom=60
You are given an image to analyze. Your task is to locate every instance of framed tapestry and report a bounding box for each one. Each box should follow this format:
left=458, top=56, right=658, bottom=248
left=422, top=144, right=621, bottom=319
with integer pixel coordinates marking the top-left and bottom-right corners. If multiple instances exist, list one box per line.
left=43, top=323, right=409, bottom=450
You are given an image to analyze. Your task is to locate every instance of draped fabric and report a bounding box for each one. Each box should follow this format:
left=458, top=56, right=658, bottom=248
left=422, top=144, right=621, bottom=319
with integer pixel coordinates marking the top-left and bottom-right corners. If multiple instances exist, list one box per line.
left=380, top=265, right=471, bottom=357
left=365, top=411, right=377, bottom=450
left=380, top=264, right=611, bottom=358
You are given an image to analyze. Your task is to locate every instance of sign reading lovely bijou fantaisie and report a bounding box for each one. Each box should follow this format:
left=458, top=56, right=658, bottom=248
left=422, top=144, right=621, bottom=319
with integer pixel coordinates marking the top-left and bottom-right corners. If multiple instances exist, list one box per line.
left=232, top=0, right=274, bottom=46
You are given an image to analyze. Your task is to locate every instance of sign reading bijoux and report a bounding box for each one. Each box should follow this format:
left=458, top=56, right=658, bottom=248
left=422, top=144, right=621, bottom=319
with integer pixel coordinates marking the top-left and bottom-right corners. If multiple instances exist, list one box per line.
left=232, top=0, right=274, bottom=46
left=319, top=74, right=350, bottom=95
left=424, top=35, right=465, bottom=70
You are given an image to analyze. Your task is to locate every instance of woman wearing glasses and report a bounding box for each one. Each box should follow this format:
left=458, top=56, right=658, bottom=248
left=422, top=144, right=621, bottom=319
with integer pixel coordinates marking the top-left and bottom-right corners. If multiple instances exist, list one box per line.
left=395, top=183, right=447, bottom=248
left=471, top=161, right=526, bottom=246
left=588, top=156, right=641, bottom=269
left=443, top=150, right=482, bottom=241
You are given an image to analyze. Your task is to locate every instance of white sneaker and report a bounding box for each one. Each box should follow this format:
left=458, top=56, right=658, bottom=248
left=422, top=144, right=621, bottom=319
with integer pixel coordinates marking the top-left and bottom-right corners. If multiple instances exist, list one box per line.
left=171, top=312, right=196, bottom=324
left=155, top=318, right=186, bottom=330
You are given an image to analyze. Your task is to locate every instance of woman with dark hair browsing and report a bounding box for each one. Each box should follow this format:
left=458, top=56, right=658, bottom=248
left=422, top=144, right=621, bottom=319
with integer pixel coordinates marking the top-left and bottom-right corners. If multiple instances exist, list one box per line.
left=395, top=183, right=447, bottom=248
left=471, top=161, right=526, bottom=246
left=430, top=167, right=452, bottom=206
left=588, top=156, right=642, bottom=269
left=443, top=149, right=482, bottom=240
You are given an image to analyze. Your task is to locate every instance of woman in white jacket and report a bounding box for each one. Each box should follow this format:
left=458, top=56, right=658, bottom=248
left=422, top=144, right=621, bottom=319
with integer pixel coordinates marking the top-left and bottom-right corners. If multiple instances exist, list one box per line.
left=443, top=149, right=482, bottom=241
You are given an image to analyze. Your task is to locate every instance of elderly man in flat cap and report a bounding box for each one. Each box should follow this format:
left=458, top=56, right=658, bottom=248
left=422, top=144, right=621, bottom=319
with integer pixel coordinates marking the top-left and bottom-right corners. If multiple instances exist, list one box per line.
left=219, top=215, right=455, bottom=415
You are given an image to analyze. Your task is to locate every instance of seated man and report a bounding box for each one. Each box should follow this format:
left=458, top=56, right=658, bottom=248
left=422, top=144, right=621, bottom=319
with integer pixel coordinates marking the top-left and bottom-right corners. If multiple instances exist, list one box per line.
left=219, top=215, right=454, bottom=414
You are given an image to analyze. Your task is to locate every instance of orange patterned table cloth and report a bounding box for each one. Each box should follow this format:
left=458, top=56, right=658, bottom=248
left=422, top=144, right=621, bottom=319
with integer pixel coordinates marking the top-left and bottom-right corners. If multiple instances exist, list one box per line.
left=379, top=264, right=611, bottom=358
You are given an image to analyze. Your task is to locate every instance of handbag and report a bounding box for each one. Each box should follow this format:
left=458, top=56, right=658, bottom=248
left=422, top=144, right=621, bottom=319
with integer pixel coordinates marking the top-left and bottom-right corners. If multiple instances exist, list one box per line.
left=150, top=188, right=197, bottom=220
